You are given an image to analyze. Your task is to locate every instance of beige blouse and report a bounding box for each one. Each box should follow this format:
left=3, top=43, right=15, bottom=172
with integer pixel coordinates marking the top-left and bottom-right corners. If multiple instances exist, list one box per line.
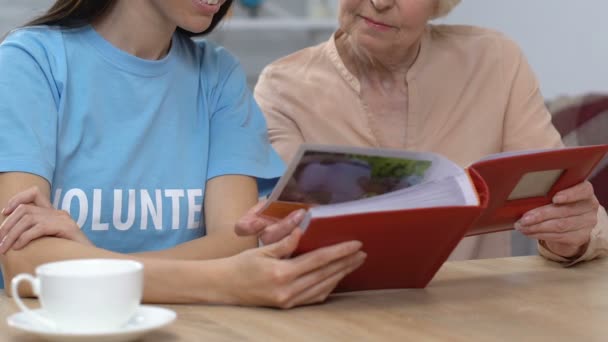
left=255, top=24, right=608, bottom=263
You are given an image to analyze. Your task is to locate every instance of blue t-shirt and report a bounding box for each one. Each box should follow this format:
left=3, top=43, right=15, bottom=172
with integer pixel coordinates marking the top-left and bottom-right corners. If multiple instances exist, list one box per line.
left=0, top=26, right=285, bottom=288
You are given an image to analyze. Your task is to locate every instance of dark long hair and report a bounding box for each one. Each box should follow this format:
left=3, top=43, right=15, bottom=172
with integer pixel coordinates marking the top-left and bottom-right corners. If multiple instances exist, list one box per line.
left=24, top=0, right=233, bottom=36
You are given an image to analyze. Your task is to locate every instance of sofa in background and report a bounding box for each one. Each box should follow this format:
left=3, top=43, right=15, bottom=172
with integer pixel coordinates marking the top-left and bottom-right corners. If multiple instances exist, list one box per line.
left=548, top=93, right=608, bottom=206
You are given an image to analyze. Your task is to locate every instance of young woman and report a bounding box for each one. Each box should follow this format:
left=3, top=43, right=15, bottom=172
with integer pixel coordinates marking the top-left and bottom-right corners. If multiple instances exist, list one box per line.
left=0, top=0, right=365, bottom=308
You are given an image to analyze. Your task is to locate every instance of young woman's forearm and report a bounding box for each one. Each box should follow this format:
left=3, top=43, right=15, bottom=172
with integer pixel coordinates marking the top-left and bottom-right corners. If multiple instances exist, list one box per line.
left=137, top=175, right=260, bottom=260
left=0, top=237, right=231, bottom=304
left=134, top=231, right=257, bottom=260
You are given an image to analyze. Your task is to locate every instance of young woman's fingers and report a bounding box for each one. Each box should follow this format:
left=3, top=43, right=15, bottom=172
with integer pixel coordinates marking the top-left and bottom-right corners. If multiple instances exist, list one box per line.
left=2, top=186, right=52, bottom=215
left=11, top=224, right=50, bottom=250
left=286, top=251, right=366, bottom=305
left=298, top=260, right=363, bottom=306
left=284, top=253, right=366, bottom=309
left=259, top=209, right=306, bottom=245
left=8, top=211, right=88, bottom=250
left=0, top=204, right=40, bottom=241
left=288, top=241, right=363, bottom=278
left=234, top=201, right=277, bottom=236
left=0, top=214, right=38, bottom=254
left=262, top=228, right=303, bottom=259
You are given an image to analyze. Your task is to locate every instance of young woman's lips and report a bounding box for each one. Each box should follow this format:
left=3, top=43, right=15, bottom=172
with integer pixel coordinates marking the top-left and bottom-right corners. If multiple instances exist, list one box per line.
left=361, top=16, right=394, bottom=32
left=192, top=0, right=221, bottom=16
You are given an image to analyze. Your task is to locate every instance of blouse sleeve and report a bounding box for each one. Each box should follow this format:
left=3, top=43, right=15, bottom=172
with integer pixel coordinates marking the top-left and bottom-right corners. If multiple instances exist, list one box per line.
left=254, top=65, right=305, bottom=164
left=500, top=37, right=563, bottom=151
left=499, top=37, right=608, bottom=265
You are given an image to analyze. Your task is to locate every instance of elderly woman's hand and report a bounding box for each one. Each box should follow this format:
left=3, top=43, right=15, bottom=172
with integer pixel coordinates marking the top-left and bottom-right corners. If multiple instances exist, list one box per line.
left=235, top=201, right=307, bottom=246
left=515, top=181, right=599, bottom=258
left=0, top=187, right=93, bottom=254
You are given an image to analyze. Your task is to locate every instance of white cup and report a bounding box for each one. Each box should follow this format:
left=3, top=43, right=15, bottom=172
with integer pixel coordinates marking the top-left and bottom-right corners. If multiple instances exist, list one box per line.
left=11, top=259, right=143, bottom=332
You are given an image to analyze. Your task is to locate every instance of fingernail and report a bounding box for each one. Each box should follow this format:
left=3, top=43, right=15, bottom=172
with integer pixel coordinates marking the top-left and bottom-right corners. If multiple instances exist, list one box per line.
left=253, top=219, right=266, bottom=229
left=514, top=221, right=522, bottom=230
left=292, top=209, right=306, bottom=223
left=0, top=208, right=4, bottom=215
left=522, top=214, right=536, bottom=225
left=553, top=194, right=567, bottom=203
left=516, top=222, right=531, bottom=234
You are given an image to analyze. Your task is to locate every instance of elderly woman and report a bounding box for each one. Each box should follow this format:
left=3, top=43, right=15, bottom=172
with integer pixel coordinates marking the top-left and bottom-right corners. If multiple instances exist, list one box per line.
left=251, top=0, right=608, bottom=263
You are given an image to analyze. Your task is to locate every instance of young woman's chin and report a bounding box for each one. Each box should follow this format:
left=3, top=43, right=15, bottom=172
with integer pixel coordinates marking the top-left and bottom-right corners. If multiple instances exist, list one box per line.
left=179, top=19, right=214, bottom=34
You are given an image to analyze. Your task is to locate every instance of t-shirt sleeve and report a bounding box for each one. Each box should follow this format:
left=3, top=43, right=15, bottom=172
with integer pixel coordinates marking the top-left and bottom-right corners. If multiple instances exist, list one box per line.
left=206, top=53, right=285, bottom=196
left=0, top=30, right=60, bottom=184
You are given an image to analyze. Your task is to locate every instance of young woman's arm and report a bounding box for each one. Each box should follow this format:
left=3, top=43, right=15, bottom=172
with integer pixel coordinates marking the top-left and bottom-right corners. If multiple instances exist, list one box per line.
left=0, top=173, right=259, bottom=260
left=135, top=175, right=260, bottom=260
left=1, top=173, right=366, bottom=307
left=2, top=232, right=365, bottom=307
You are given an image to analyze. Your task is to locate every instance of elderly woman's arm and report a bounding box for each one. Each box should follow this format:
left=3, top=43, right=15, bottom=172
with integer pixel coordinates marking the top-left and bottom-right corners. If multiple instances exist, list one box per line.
left=254, top=67, right=305, bottom=163
left=499, top=37, right=608, bottom=264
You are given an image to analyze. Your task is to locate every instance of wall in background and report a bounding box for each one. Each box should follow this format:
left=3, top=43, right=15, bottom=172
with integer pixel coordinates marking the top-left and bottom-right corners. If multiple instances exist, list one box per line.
left=0, top=0, right=53, bottom=35
left=4, top=0, right=606, bottom=99
left=216, top=1, right=608, bottom=97
left=439, top=0, right=608, bottom=99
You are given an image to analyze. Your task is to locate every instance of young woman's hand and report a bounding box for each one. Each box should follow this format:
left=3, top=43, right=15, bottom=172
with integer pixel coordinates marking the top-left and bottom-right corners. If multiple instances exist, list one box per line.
left=223, top=228, right=366, bottom=309
left=235, top=201, right=307, bottom=245
left=0, top=187, right=93, bottom=254
left=516, top=181, right=599, bottom=258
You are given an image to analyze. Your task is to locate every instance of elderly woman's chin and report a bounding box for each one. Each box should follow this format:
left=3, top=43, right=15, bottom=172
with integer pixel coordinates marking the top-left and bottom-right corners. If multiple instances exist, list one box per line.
left=352, top=35, right=393, bottom=56
left=349, top=28, right=419, bottom=59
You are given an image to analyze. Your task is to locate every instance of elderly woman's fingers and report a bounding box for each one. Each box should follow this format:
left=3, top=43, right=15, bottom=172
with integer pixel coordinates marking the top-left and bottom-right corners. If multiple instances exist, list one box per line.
left=528, top=229, right=592, bottom=253
left=552, top=181, right=597, bottom=205
left=516, top=200, right=598, bottom=228
left=542, top=240, right=589, bottom=259
left=517, top=211, right=596, bottom=235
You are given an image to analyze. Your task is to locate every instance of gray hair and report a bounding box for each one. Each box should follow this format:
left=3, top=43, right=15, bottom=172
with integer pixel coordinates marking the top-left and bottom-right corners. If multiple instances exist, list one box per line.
left=433, top=0, right=461, bottom=19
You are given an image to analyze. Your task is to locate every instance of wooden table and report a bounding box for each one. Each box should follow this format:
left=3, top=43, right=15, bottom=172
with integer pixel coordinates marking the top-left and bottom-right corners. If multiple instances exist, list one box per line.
left=1, top=256, right=606, bottom=341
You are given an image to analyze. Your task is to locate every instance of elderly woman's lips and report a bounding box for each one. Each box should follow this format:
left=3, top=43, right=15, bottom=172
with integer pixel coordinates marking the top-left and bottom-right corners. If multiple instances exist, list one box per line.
left=360, top=16, right=394, bottom=31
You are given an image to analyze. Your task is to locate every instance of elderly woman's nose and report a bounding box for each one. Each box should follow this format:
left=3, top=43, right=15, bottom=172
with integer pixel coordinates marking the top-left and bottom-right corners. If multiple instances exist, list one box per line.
left=370, top=0, right=395, bottom=11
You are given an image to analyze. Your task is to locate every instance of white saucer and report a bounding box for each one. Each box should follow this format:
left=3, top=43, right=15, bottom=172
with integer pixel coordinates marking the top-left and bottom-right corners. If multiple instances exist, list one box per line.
left=6, top=305, right=176, bottom=342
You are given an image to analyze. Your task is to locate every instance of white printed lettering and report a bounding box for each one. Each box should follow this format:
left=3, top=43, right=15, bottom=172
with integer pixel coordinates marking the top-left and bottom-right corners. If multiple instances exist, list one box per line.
left=165, top=189, right=184, bottom=230
left=52, top=188, right=62, bottom=209
left=113, top=189, right=136, bottom=231
left=61, top=188, right=88, bottom=227
left=187, top=189, right=203, bottom=229
left=54, top=188, right=204, bottom=232
left=92, top=189, right=109, bottom=231
left=140, top=189, right=163, bottom=230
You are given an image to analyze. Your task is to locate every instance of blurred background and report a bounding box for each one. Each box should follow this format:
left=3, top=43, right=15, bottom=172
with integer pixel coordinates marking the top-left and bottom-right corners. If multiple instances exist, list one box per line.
left=2, top=0, right=606, bottom=95
left=2, top=0, right=607, bottom=256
